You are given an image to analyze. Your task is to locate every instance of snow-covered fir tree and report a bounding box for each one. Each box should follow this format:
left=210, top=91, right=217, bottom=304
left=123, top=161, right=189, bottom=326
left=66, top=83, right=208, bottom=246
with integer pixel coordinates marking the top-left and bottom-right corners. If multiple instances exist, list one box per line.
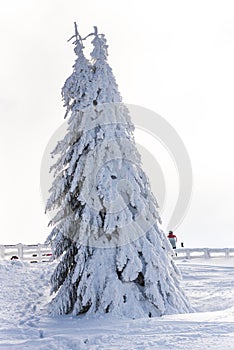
left=45, top=24, right=191, bottom=318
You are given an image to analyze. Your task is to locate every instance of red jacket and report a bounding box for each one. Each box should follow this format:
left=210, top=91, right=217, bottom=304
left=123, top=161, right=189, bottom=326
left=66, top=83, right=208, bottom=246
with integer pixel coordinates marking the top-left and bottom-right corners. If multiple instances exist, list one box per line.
left=167, top=233, right=177, bottom=240
left=167, top=233, right=177, bottom=249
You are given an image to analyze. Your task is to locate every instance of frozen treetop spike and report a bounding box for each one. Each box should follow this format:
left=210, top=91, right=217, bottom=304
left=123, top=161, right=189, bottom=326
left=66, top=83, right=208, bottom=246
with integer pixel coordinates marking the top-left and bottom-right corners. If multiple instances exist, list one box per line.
left=68, top=22, right=82, bottom=45
left=74, top=22, right=80, bottom=42
left=82, top=26, right=104, bottom=41
left=82, top=27, right=98, bottom=41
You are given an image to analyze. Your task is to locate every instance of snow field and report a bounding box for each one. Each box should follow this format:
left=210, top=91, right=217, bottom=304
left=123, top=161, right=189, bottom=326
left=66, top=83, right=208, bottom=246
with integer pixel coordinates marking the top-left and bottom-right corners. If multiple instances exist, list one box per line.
left=0, top=257, right=234, bottom=349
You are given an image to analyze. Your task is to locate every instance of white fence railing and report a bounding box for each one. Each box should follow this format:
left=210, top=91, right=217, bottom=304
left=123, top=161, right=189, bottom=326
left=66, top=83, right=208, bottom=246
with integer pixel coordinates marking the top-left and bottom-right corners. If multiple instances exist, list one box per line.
left=0, top=244, right=52, bottom=263
left=174, top=248, right=234, bottom=259
left=0, top=245, right=234, bottom=263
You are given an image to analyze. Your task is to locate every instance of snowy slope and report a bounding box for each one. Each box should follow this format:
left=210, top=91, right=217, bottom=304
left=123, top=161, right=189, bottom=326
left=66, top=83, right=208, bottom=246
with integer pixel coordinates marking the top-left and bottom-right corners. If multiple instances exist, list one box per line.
left=0, top=258, right=233, bottom=349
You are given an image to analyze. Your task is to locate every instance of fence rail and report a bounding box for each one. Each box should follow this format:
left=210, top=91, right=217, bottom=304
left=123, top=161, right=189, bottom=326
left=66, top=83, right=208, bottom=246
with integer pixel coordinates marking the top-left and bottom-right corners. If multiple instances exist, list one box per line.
left=0, top=244, right=52, bottom=263
left=0, top=245, right=234, bottom=263
left=174, top=247, right=234, bottom=259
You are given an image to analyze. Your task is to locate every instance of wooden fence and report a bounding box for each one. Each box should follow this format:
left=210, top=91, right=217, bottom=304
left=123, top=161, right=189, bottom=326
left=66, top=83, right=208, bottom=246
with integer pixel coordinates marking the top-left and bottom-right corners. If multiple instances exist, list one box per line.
left=0, top=244, right=52, bottom=263
left=0, top=245, right=234, bottom=263
left=174, top=247, right=234, bottom=259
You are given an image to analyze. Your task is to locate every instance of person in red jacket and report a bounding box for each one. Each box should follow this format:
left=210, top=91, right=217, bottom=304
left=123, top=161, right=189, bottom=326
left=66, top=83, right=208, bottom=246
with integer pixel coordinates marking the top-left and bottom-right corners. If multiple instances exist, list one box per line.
left=167, top=231, right=177, bottom=249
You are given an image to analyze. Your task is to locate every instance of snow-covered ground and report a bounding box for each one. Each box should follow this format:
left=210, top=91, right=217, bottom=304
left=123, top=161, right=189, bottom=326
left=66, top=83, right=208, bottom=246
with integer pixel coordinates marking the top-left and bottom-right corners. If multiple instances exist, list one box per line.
left=0, top=257, right=233, bottom=350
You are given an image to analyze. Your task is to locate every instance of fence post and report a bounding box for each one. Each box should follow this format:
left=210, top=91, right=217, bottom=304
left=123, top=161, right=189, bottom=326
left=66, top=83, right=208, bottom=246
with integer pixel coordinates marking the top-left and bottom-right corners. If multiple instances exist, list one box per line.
left=225, top=248, right=229, bottom=258
left=37, top=244, right=42, bottom=263
left=186, top=249, right=191, bottom=259
left=0, top=245, right=5, bottom=259
left=204, top=248, right=210, bottom=259
left=17, top=243, right=23, bottom=260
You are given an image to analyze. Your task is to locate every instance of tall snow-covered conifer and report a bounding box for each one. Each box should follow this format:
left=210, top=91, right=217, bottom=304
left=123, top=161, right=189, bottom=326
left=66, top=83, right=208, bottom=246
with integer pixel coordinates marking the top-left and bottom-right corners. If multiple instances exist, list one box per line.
left=46, top=24, right=191, bottom=318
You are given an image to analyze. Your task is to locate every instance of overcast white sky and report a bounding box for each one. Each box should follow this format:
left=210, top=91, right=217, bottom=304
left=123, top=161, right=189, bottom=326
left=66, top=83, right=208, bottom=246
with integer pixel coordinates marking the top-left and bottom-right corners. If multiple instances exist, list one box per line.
left=0, top=0, right=234, bottom=247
